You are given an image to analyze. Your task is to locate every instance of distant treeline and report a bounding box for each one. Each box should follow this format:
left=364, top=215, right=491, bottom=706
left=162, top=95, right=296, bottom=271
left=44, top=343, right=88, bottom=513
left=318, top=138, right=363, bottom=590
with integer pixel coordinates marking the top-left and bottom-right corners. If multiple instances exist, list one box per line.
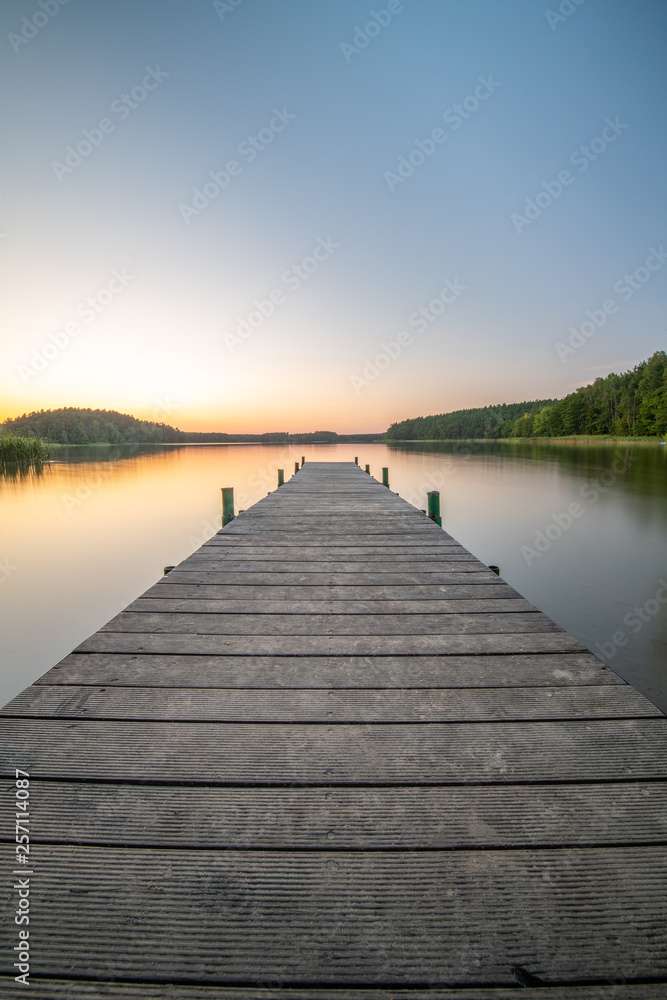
left=386, top=400, right=553, bottom=441
left=1, top=408, right=381, bottom=445
left=386, top=352, right=667, bottom=440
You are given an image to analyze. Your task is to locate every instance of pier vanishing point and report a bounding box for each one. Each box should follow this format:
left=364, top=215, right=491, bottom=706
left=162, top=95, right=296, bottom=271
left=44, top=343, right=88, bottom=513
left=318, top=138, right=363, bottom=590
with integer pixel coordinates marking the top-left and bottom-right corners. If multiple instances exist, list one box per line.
left=1, top=460, right=666, bottom=998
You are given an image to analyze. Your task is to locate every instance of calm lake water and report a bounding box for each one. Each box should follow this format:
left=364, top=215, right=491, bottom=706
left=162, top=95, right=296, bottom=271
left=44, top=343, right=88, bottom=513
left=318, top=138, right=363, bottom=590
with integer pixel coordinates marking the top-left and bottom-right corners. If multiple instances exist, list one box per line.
left=1, top=441, right=666, bottom=709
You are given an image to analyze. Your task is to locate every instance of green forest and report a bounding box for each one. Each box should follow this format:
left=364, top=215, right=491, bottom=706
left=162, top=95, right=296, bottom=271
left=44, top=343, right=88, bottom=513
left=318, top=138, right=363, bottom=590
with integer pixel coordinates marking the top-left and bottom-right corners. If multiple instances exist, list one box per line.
left=0, top=408, right=379, bottom=445
left=386, top=352, right=667, bottom=440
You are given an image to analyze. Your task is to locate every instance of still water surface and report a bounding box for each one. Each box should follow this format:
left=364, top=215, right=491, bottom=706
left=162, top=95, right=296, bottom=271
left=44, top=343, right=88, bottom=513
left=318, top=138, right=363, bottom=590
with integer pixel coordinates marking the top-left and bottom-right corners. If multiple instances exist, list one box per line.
left=1, top=442, right=666, bottom=709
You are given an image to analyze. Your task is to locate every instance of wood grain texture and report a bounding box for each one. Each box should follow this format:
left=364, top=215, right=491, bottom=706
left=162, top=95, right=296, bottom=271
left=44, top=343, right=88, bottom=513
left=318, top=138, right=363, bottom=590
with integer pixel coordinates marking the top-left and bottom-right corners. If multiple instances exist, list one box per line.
left=143, top=583, right=520, bottom=600
left=3, top=683, right=654, bottom=722
left=100, top=611, right=559, bottom=635
left=0, top=844, right=666, bottom=984
left=76, top=632, right=586, bottom=655
left=42, top=652, right=618, bottom=688
left=126, top=598, right=536, bottom=615
left=2, top=779, right=664, bottom=848
left=1, top=983, right=665, bottom=1000
left=2, top=718, right=665, bottom=784
left=162, top=570, right=503, bottom=585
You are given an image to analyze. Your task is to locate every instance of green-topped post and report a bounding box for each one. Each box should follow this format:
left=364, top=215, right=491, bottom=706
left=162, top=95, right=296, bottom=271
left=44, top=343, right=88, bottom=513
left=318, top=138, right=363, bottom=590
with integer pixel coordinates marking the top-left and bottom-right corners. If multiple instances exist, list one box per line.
left=382, top=467, right=389, bottom=487
left=427, top=490, right=441, bottom=527
left=221, top=486, right=235, bottom=526
left=277, top=468, right=285, bottom=487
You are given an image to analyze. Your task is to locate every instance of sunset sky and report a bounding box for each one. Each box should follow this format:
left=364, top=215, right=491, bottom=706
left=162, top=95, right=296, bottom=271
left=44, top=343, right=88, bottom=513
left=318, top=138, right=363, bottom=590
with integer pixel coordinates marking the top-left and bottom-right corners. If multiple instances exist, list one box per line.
left=2, top=0, right=666, bottom=433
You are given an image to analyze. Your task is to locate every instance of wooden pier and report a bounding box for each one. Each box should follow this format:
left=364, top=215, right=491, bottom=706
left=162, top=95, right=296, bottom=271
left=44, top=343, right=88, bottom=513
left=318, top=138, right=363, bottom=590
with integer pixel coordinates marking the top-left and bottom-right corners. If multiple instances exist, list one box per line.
left=1, top=460, right=666, bottom=997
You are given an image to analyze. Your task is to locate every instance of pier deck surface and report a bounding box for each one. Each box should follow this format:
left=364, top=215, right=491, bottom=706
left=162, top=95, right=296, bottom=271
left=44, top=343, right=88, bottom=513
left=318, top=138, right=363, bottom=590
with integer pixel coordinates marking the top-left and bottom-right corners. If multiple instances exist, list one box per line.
left=1, top=461, right=666, bottom=998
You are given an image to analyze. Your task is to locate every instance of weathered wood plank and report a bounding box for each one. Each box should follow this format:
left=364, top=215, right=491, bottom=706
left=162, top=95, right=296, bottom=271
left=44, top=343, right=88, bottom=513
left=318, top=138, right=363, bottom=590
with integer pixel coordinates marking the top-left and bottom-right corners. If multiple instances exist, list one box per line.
left=144, top=583, right=520, bottom=600
left=0, top=844, right=666, bottom=984
left=1, top=982, right=664, bottom=1000
left=2, top=718, right=665, bottom=783
left=77, top=632, right=587, bottom=655
left=163, top=570, right=503, bottom=585
left=42, top=652, right=618, bottom=688
left=1, top=780, right=663, bottom=848
left=184, top=552, right=479, bottom=564
left=201, top=545, right=469, bottom=556
left=179, top=560, right=487, bottom=573
left=4, top=683, right=653, bottom=722
left=100, top=611, right=559, bottom=636
left=127, top=598, right=535, bottom=615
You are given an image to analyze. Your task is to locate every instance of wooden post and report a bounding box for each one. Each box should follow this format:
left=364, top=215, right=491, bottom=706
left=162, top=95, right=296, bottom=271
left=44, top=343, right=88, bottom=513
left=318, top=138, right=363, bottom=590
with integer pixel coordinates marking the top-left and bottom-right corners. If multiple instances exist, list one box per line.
left=277, top=468, right=285, bottom=487
left=354, top=456, right=358, bottom=465
left=364, top=464, right=370, bottom=474
left=294, top=461, right=299, bottom=474
left=221, top=486, right=235, bottom=526
left=382, top=467, right=389, bottom=487
left=489, top=564, right=500, bottom=576
left=427, top=490, right=441, bottom=527
left=301, top=455, right=305, bottom=466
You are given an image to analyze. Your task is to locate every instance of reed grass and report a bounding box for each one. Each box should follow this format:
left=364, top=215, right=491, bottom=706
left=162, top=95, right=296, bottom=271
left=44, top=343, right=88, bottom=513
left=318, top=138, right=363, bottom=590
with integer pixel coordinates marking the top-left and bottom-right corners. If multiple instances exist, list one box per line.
left=0, top=435, right=49, bottom=467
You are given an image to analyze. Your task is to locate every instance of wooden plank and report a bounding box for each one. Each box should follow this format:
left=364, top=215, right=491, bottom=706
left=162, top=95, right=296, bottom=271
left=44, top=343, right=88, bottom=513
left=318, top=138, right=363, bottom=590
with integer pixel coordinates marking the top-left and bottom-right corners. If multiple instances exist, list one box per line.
left=197, top=547, right=475, bottom=559
left=162, top=570, right=503, bottom=585
left=76, top=633, right=587, bottom=655
left=184, top=553, right=480, bottom=564
left=42, top=652, right=618, bottom=688
left=143, top=583, right=521, bottom=600
left=178, top=560, right=488, bottom=573
left=4, top=683, right=654, bottom=722
left=1, top=779, right=663, bottom=848
left=1, top=983, right=664, bottom=1000
left=2, top=718, right=665, bottom=784
left=201, top=544, right=469, bottom=555
left=126, top=598, right=536, bottom=615
left=100, top=611, right=560, bottom=635
left=1, top=844, right=666, bottom=984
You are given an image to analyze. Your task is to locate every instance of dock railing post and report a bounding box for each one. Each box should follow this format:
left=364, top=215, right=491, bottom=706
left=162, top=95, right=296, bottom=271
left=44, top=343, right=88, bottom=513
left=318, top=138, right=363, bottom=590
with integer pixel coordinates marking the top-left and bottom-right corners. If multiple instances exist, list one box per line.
left=364, top=464, right=370, bottom=474
left=382, top=467, right=389, bottom=487
left=301, top=455, right=305, bottom=466
left=354, top=456, right=358, bottom=465
left=427, top=490, right=441, bottom=527
left=221, top=487, right=235, bottom=526
left=294, top=461, right=299, bottom=474
left=277, top=468, right=285, bottom=487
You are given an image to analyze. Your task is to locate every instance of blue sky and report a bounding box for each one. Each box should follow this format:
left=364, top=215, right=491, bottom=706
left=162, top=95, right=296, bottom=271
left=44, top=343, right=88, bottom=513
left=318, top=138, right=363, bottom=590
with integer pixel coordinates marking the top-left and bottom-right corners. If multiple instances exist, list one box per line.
left=2, top=0, right=666, bottom=431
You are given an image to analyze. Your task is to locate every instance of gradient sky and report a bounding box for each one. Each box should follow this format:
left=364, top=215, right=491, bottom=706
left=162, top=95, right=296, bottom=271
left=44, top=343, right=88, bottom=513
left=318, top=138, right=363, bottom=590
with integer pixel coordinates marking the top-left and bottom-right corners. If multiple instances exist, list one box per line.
left=2, top=0, right=666, bottom=432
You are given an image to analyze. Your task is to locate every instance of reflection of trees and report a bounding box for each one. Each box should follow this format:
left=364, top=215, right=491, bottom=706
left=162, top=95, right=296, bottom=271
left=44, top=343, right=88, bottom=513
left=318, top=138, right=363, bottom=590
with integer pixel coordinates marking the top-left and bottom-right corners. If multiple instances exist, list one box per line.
left=386, top=439, right=667, bottom=496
